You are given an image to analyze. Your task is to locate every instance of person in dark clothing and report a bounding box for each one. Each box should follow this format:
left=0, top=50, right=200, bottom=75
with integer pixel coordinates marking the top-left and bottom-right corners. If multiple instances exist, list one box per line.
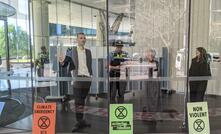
left=59, top=49, right=72, bottom=96
left=189, top=47, right=211, bottom=102
left=108, top=40, right=128, bottom=103
left=59, top=33, right=92, bottom=132
left=52, top=50, right=71, bottom=111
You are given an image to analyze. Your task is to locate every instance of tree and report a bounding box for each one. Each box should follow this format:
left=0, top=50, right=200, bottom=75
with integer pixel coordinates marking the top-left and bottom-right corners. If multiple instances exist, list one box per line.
left=0, top=27, right=5, bottom=56
left=134, top=0, right=186, bottom=47
left=0, top=24, right=29, bottom=58
left=134, top=0, right=188, bottom=77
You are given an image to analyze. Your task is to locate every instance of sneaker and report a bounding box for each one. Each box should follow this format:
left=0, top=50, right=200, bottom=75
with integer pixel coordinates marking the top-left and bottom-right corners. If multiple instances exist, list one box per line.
left=71, top=121, right=91, bottom=133
left=80, top=120, right=91, bottom=128
left=71, top=125, right=82, bottom=132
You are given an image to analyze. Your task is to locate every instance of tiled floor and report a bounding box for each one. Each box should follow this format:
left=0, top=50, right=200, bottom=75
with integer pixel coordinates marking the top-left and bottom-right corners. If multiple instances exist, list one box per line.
left=0, top=127, right=31, bottom=134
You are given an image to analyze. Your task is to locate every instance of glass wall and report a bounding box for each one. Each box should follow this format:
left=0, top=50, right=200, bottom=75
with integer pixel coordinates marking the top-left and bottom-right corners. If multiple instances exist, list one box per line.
left=108, top=0, right=189, bottom=133
left=0, top=0, right=33, bottom=129
left=0, top=0, right=221, bottom=133
left=32, top=0, right=108, bottom=133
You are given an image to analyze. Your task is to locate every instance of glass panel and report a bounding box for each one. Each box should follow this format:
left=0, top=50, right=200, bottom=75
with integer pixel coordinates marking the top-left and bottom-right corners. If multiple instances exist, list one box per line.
left=211, top=0, right=221, bottom=10
left=0, top=0, right=32, bottom=131
left=4, top=0, right=221, bottom=133
left=108, top=0, right=189, bottom=133
left=0, top=20, right=8, bottom=97
left=206, top=0, right=221, bottom=133
left=211, top=12, right=221, bottom=23
left=33, top=0, right=108, bottom=133
left=92, top=9, right=98, bottom=45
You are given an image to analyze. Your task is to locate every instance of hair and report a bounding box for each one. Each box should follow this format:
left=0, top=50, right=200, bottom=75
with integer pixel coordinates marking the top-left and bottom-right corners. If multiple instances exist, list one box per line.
left=41, top=46, right=46, bottom=51
left=196, top=47, right=208, bottom=63
left=77, top=32, right=85, bottom=38
left=147, top=48, right=156, bottom=58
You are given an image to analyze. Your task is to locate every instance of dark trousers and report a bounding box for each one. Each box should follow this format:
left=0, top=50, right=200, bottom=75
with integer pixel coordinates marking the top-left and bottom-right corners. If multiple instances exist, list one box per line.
left=73, top=80, right=91, bottom=123
left=37, top=67, right=44, bottom=77
left=144, top=81, right=161, bottom=112
left=190, top=81, right=208, bottom=102
left=110, top=71, right=126, bottom=103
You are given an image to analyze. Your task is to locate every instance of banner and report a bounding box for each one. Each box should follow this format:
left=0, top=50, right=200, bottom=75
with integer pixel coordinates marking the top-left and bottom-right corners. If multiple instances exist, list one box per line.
left=187, top=102, right=210, bottom=134
left=110, top=104, right=133, bottom=134
left=33, top=103, right=56, bottom=134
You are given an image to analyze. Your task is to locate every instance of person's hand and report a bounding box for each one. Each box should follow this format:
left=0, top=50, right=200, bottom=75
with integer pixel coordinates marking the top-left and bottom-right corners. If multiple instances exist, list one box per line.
left=110, top=65, right=120, bottom=70
left=115, top=65, right=121, bottom=69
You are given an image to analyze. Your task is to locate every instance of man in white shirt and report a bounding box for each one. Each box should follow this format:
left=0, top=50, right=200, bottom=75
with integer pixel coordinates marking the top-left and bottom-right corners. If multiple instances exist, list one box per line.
left=60, top=33, right=92, bottom=132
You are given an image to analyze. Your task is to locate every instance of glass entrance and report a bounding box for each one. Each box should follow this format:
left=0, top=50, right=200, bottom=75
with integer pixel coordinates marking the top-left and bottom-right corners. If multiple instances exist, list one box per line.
left=0, top=19, right=10, bottom=97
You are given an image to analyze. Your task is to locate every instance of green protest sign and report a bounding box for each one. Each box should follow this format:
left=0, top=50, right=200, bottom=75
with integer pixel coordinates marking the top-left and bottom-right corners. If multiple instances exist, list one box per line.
left=187, top=102, right=210, bottom=134
left=109, top=104, right=133, bottom=134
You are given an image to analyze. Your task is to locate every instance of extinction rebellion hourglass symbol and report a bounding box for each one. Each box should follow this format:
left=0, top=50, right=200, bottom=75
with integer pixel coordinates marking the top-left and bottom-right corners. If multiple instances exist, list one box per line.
left=38, top=116, right=51, bottom=129
left=193, top=119, right=205, bottom=132
left=115, top=106, right=128, bottom=119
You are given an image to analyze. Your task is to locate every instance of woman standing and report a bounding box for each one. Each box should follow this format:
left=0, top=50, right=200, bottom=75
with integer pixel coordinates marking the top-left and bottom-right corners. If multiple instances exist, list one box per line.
left=189, top=47, right=211, bottom=102
left=143, top=49, right=161, bottom=112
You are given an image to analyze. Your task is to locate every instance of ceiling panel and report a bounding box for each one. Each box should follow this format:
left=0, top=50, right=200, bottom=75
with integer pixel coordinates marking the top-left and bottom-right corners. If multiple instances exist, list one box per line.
left=48, top=0, right=134, bottom=30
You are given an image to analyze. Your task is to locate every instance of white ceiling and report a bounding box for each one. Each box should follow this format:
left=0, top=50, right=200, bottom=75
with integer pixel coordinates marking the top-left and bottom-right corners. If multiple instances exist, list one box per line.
left=48, top=0, right=103, bottom=28
left=0, top=0, right=134, bottom=32
left=48, top=0, right=134, bottom=31
left=0, top=0, right=29, bottom=20
left=68, top=0, right=135, bottom=14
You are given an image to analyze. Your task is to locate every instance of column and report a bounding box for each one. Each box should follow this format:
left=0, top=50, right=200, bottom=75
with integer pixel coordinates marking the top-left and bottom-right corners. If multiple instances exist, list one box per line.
left=32, top=0, right=49, bottom=57
left=96, top=10, right=106, bottom=47
left=190, top=0, right=210, bottom=56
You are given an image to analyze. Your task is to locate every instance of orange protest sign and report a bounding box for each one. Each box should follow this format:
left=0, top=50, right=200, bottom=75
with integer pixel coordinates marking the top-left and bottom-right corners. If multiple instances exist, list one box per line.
left=33, top=103, right=56, bottom=134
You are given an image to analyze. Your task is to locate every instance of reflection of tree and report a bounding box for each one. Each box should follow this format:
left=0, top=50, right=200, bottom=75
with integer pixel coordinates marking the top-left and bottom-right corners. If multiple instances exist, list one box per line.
left=135, top=0, right=186, bottom=47
left=0, top=25, right=29, bottom=57
left=0, top=27, right=4, bottom=55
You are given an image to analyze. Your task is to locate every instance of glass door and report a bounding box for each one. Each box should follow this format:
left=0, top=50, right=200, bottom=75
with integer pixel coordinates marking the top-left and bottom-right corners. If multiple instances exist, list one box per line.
left=107, top=0, right=190, bottom=133
left=0, top=19, right=10, bottom=97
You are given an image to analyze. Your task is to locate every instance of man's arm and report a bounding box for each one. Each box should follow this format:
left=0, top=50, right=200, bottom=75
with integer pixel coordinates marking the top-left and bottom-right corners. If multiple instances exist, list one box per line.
left=59, top=54, right=74, bottom=70
left=89, top=50, right=93, bottom=75
left=109, top=64, right=121, bottom=70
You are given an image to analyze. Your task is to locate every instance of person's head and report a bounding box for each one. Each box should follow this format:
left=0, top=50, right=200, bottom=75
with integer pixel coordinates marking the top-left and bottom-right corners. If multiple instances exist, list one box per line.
left=146, top=49, right=156, bottom=62
left=115, top=45, right=123, bottom=52
left=114, top=40, right=124, bottom=52
left=41, top=46, right=47, bottom=52
left=196, top=47, right=207, bottom=62
left=76, top=32, right=86, bottom=47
